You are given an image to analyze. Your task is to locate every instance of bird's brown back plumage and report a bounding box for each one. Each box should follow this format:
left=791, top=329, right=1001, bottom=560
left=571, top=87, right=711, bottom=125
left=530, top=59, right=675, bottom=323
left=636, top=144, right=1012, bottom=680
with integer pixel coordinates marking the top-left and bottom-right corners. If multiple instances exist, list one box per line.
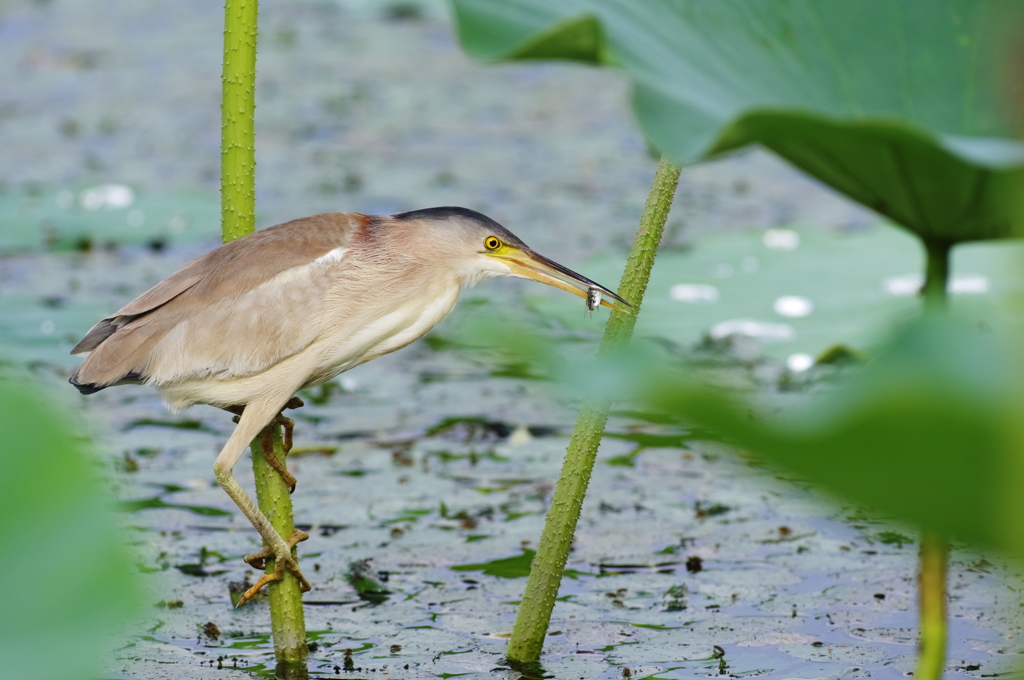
left=70, top=212, right=368, bottom=394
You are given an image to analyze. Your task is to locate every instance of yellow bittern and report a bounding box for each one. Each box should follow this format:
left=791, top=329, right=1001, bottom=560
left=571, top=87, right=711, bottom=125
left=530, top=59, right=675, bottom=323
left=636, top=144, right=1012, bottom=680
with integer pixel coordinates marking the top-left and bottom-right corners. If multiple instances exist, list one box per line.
left=70, top=207, right=627, bottom=603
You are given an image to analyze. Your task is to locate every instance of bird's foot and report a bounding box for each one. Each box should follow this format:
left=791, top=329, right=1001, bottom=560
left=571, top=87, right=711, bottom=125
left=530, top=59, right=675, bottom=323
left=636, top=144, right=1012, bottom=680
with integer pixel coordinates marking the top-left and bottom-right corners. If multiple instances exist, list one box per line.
left=277, top=397, right=302, bottom=454
left=273, top=412, right=296, bottom=454
left=260, top=423, right=297, bottom=492
left=227, top=397, right=305, bottom=491
left=237, top=529, right=311, bottom=607
left=242, top=528, right=309, bottom=571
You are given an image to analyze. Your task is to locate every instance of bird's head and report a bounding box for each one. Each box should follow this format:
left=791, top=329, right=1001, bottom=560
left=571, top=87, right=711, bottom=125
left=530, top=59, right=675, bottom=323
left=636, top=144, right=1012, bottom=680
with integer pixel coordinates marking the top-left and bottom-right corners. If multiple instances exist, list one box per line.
left=392, top=207, right=630, bottom=312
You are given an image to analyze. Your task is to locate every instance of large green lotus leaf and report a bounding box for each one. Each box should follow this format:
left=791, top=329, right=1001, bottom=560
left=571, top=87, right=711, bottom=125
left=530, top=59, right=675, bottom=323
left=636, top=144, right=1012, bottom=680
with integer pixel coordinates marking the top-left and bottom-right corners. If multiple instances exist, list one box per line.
left=0, top=370, right=139, bottom=680
left=637, top=316, right=1024, bottom=558
left=452, top=0, right=1024, bottom=242
left=710, top=114, right=1024, bottom=243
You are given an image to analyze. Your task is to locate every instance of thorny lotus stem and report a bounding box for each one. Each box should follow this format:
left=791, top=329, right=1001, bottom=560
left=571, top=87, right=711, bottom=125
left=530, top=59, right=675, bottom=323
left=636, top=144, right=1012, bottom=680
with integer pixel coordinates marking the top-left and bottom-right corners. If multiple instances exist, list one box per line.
left=222, top=0, right=258, bottom=244
left=915, top=238, right=951, bottom=680
left=222, top=0, right=309, bottom=670
left=251, top=425, right=309, bottom=669
left=506, top=158, right=682, bottom=665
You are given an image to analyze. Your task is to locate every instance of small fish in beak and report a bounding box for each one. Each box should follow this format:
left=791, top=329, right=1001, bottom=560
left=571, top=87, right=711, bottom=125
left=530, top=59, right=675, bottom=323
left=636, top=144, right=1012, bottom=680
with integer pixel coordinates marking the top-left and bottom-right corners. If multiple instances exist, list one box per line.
left=487, top=244, right=631, bottom=313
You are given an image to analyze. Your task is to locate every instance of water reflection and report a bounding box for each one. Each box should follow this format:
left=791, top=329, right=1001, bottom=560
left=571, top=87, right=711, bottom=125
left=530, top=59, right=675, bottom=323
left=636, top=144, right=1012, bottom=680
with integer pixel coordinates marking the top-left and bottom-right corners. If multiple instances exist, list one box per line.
left=710, top=319, right=795, bottom=341
left=762, top=228, right=799, bottom=250
left=79, top=183, right=134, bottom=211
left=786, top=353, right=814, bottom=372
left=883, top=273, right=989, bottom=296
left=773, top=295, right=813, bottom=318
left=669, top=283, right=719, bottom=303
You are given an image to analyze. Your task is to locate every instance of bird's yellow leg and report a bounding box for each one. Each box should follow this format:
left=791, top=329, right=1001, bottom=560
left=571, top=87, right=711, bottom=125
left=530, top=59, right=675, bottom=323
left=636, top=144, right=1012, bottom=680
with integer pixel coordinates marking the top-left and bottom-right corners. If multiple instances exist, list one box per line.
left=213, top=395, right=312, bottom=606
left=222, top=396, right=304, bottom=491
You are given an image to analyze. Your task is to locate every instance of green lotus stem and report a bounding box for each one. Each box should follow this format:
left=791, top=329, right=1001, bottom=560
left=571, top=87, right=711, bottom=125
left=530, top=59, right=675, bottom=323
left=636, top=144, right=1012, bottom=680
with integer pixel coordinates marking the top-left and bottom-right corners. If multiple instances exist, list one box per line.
left=922, top=239, right=951, bottom=311
left=506, top=158, right=682, bottom=665
left=222, top=0, right=258, bottom=244
left=251, top=425, right=309, bottom=669
left=222, top=0, right=309, bottom=668
left=915, top=237, right=950, bottom=680
left=916, top=533, right=948, bottom=680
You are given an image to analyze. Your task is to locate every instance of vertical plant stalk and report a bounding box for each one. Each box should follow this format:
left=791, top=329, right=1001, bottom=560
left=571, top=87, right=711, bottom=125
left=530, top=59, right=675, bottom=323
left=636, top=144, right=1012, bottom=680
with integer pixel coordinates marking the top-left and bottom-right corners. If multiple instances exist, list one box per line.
left=917, top=533, right=948, bottom=680
left=251, top=426, right=309, bottom=667
left=222, top=0, right=258, bottom=244
left=222, top=0, right=308, bottom=668
left=915, top=237, right=951, bottom=680
left=506, top=158, right=682, bottom=665
left=921, top=239, right=951, bottom=312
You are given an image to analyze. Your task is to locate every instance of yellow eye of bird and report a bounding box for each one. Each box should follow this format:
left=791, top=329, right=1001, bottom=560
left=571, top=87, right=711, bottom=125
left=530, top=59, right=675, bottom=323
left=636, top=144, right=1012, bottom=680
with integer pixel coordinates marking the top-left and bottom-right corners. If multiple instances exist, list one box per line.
left=484, top=236, right=501, bottom=250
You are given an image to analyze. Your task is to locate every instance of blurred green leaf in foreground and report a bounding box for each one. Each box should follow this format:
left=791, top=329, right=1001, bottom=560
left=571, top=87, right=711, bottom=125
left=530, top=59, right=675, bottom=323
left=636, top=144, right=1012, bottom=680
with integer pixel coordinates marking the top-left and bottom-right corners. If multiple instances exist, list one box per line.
left=631, top=315, right=1024, bottom=560
left=0, top=369, right=139, bottom=680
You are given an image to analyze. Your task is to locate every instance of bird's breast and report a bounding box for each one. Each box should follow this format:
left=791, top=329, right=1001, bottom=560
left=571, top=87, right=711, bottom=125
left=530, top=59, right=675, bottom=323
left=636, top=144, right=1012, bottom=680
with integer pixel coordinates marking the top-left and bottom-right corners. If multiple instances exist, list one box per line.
left=302, top=284, right=461, bottom=388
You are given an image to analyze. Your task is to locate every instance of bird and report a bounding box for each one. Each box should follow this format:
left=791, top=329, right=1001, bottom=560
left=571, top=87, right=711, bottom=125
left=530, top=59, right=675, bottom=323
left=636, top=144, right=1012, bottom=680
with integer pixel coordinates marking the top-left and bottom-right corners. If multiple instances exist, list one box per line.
left=70, top=206, right=628, bottom=604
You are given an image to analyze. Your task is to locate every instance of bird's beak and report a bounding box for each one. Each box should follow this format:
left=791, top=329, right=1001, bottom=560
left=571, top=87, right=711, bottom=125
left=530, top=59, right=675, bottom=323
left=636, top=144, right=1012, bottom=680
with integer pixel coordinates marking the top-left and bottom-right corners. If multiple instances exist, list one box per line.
left=491, top=248, right=631, bottom=313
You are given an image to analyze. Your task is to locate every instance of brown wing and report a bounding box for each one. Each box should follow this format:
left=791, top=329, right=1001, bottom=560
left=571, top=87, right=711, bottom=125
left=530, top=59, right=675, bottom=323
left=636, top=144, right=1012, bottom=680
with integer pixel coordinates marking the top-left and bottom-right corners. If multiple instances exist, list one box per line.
left=70, top=212, right=368, bottom=393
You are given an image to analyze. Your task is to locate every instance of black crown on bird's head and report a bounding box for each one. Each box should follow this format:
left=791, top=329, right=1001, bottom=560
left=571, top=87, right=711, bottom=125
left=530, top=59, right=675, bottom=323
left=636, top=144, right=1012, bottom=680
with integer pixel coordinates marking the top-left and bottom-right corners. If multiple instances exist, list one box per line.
left=392, top=206, right=527, bottom=248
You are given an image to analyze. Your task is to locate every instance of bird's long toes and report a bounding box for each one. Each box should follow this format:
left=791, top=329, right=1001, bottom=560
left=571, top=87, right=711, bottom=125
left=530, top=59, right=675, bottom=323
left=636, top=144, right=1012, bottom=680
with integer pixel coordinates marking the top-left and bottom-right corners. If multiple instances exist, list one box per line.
left=235, top=571, right=281, bottom=608
left=284, top=559, right=312, bottom=593
left=272, top=555, right=312, bottom=593
left=238, top=531, right=311, bottom=604
left=286, top=529, right=310, bottom=547
left=244, top=548, right=271, bottom=571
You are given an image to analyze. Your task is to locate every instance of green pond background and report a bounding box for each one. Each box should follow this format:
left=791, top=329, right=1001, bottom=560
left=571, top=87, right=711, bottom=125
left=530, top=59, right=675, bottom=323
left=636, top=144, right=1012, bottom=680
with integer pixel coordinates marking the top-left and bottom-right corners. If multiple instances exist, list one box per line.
left=2, top=0, right=1023, bottom=678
